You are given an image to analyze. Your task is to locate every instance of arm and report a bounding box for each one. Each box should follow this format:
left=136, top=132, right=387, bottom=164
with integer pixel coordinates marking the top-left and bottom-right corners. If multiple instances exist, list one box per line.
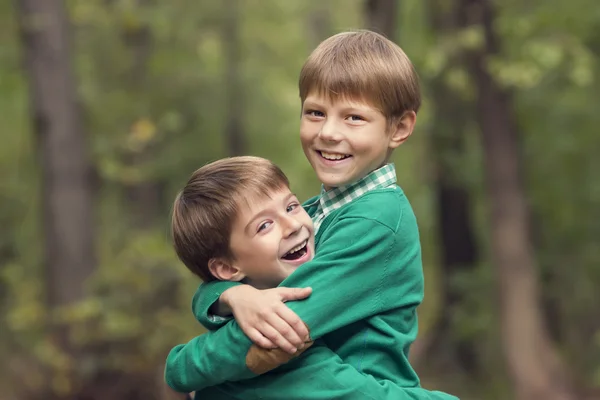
left=279, top=215, right=423, bottom=340
left=165, top=320, right=255, bottom=393
left=194, top=281, right=313, bottom=351
left=192, top=280, right=240, bottom=330
left=198, top=198, right=421, bottom=340
left=165, top=213, right=423, bottom=390
left=164, top=320, right=314, bottom=393
left=192, top=343, right=458, bottom=400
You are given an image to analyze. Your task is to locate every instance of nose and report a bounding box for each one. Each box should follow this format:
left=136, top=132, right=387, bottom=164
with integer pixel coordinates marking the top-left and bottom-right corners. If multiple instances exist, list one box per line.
left=318, top=118, right=342, bottom=142
left=282, top=215, right=302, bottom=238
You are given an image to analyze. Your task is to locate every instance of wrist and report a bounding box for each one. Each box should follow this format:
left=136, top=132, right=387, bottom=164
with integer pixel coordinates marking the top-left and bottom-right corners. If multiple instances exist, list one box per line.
left=221, top=284, right=256, bottom=313
left=210, top=287, right=238, bottom=317
left=218, top=285, right=247, bottom=315
left=220, top=287, right=235, bottom=309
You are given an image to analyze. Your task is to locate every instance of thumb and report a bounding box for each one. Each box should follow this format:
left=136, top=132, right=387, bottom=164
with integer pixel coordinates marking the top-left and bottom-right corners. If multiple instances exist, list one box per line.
left=277, top=286, right=312, bottom=302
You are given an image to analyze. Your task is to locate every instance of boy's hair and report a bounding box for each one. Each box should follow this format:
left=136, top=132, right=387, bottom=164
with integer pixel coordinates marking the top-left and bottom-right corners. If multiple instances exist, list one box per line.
left=299, top=30, right=421, bottom=128
left=172, top=156, right=290, bottom=281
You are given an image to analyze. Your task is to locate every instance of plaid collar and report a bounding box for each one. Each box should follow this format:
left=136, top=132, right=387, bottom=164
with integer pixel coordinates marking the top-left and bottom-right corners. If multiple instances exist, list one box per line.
left=309, top=163, right=397, bottom=231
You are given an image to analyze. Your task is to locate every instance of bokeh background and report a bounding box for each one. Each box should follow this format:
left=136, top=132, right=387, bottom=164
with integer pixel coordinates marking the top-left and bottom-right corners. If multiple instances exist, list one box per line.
left=1, top=0, right=599, bottom=399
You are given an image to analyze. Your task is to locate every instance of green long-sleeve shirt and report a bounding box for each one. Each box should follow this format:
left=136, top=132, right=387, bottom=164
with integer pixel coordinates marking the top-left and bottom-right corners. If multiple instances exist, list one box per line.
left=192, top=342, right=455, bottom=399
left=166, top=187, right=457, bottom=399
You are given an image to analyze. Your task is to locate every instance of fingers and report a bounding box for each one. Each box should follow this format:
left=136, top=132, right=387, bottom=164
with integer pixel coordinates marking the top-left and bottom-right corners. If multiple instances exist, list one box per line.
left=276, top=287, right=312, bottom=302
left=232, top=287, right=312, bottom=354
left=258, top=322, right=299, bottom=354
left=276, top=305, right=309, bottom=342
left=246, top=327, right=277, bottom=349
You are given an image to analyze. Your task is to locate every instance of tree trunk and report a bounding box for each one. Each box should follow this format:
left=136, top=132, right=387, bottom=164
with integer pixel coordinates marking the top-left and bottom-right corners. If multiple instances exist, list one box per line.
left=417, top=0, right=480, bottom=376
left=16, top=0, right=95, bottom=330
left=426, top=74, right=480, bottom=376
left=15, top=0, right=95, bottom=397
left=460, top=0, right=578, bottom=399
left=222, top=0, right=245, bottom=156
left=364, top=0, right=398, bottom=39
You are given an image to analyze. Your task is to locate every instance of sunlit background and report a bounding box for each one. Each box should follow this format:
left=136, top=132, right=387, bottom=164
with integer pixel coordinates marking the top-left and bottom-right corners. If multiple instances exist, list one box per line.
left=1, top=0, right=599, bottom=399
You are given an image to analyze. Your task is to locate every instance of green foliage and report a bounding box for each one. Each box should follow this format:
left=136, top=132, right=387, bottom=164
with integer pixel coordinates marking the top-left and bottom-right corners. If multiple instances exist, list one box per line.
left=1, top=0, right=599, bottom=398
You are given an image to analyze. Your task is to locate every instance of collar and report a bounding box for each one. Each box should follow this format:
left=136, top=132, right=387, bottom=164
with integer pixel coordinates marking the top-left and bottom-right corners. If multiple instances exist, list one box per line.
left=318, top=163, right=397, bottom=216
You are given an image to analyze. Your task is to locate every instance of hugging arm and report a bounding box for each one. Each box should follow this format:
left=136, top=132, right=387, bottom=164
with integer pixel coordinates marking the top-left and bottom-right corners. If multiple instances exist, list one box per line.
left=165, top=216, right=426, bottom=392
left=168, top=338, right=457, bottom=400
left=275, top=215, right=423, bottom=339
left=191, top=280, right=240, bottom=330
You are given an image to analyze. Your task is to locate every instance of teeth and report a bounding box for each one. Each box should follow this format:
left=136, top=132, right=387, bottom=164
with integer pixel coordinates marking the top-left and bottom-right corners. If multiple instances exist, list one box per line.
left=320, top=151, right=349, bottom=160
left=286, top=240, right=307, bottom=255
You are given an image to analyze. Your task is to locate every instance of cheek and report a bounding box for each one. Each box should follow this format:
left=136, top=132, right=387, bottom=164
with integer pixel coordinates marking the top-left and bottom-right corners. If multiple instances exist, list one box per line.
left=256, top=237, right=280, bottom=258
left=300, top=119, right=319, bottom=136
left=300, top=132, right=313, bottom=151
left=357, top=133, right=387, bottom=155
left=299, top=126, right=308, bottom=140
left=299, top=127, right=308, bottom=138
left=299, top=130, right=309, bottom=142
left=352, top=137, right=375, bottom=155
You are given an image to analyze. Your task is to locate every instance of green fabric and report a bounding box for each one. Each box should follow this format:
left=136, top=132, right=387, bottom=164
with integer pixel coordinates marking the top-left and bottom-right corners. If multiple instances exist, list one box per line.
left=165, top=186, right=458, bottom=399
left=191, top=280, right=239, bottom=330
left=310, top=163, right=397, bottom=232
left=191, top=341, right=457, bottom=400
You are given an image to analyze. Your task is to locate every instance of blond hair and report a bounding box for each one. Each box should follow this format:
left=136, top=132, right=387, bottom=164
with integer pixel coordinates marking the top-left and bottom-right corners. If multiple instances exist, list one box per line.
left=172, top=156, right=290, bottom=281
left=299, top=30, right=421, bottom=126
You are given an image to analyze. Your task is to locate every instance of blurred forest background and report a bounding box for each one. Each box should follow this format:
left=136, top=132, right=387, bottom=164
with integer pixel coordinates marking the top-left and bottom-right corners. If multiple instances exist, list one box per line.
left=1, top=0, right=599, bottom=399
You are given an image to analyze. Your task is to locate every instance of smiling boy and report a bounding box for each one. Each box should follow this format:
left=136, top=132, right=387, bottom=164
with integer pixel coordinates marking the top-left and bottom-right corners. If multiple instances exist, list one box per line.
left=208, top=188, right=313, bottom=290
left=168, top=156, right=456, bottom=399
left=171, top=156, right=315, bottom=290
left=166, top=30, right=457, bottom=399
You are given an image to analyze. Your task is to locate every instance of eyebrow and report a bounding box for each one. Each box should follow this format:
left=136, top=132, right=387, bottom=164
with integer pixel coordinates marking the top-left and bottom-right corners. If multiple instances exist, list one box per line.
left=302, top=101, right=322, bottom=109
left=243, top=192, right=297, bottom=234
left=303, top=99, right=372, bottom=114
left=341, top=106, right=371, bottom=115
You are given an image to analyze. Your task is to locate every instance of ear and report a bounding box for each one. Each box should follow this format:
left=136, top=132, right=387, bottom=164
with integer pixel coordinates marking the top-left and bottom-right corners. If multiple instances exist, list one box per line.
left=208, top=258, right=246, bottom=282
left=388, top=111, right=417, bottom=149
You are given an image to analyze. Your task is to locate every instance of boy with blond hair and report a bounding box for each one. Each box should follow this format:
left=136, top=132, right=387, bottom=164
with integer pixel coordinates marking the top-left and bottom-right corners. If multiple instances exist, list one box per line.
left=166, top=30, right=458, bottom=399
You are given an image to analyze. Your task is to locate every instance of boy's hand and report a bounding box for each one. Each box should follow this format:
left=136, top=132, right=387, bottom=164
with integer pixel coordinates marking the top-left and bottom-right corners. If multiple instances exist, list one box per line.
left=221, top=285, right=312, bottom=354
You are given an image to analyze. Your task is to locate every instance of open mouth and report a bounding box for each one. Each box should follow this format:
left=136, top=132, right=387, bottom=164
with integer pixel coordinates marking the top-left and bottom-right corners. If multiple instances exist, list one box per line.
left=282, top=239, right=308, bottom=261
left=318, top=151, right=351, bottom=161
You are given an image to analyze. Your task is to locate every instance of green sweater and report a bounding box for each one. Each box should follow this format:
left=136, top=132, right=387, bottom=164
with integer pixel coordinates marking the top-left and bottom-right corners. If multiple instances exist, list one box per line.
left=190, top=343, right=455, bottom=400
left=165, top=187, right=458, bottom=400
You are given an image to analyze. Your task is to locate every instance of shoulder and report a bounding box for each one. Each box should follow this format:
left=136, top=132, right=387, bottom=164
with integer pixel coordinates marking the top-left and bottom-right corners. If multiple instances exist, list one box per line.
left=336, top=187, right=416, bottom=233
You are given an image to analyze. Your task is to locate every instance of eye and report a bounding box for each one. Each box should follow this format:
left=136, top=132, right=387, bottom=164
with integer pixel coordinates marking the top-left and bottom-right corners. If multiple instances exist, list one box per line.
left=347, top=114, right=365, bottom=122
left=286, top=203, right=299, bottom=213
left=305, top=109, right=324, bottom=118
left=257, top=221, right=272, bottom=232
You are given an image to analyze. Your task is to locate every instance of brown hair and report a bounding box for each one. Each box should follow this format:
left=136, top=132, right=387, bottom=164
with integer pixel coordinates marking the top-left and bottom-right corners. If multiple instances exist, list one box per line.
left=299, top=30, right=421, bottom=127
left=172, top=156, right=290, bottom=281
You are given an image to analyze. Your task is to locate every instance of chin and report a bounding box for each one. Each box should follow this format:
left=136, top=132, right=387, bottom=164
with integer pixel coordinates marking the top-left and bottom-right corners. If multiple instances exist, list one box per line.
left=322, top=177, right=351, bottom=188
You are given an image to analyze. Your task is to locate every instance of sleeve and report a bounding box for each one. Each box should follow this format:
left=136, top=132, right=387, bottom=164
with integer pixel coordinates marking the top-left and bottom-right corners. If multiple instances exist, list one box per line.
left=164, top=216, right=425, bottom=392
left=191, top=280, right=241, bottom=330
left=191, top=343, right=458, bottom=400
left=282, top=215, right=424, bottom=340
left=164, top=320, right=255, bottom=393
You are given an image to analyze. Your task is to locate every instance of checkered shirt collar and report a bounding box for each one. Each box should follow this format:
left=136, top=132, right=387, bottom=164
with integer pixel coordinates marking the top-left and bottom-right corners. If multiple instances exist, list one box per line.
left=318, top=163, right=397, bottom=216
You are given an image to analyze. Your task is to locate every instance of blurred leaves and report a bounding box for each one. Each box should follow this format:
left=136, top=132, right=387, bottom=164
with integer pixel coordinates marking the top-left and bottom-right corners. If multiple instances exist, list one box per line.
left=0, top=0, right=598, bottom=398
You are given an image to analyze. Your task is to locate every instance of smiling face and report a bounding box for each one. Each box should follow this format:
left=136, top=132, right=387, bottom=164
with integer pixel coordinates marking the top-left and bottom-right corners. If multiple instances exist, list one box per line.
left=300, top=94, right=413, bottom=190
left=224, top=187, right=315, bottom=289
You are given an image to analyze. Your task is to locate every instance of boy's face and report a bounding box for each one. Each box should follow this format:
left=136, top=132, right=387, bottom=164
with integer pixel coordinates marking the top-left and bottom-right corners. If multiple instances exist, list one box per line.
left=300, top=93, right=411, bottom=189
left=227, top=187, right=315, bottom=289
